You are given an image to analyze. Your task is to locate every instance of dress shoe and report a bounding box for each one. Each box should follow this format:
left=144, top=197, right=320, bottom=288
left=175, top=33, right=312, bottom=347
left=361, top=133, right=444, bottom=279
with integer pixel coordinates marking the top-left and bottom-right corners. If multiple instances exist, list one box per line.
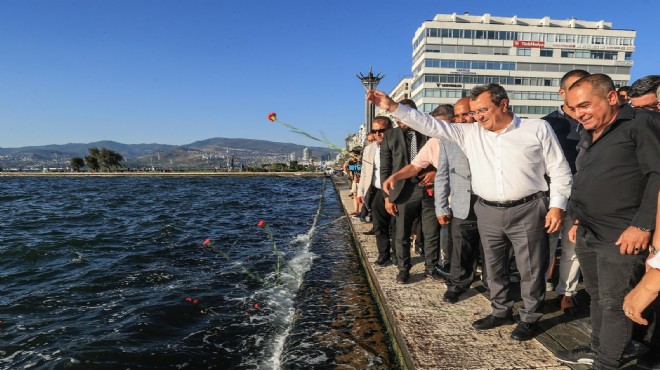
left=425, top=269, right=446, bottom=283
left=559, top=294, right=578, bottom=316
left=472, top=314, right=513, bottom=330
left=510, top=321, right=539, bottom=341
left=362, top=230, right=375, bottom=236
left=375, top=255, right=391, bottom=266
left=414, top=243, right=425, bottom=256
left=396, top=270, right=410, bottom=284
left=435, top=263, right=451, bottom=277
left=443, top=290, right=463, bottom=304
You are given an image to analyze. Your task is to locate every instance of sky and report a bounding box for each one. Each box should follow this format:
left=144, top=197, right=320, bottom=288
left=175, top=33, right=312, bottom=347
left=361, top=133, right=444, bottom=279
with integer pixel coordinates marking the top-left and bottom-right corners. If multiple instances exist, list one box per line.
left=1, top=0, right=658, bottom=149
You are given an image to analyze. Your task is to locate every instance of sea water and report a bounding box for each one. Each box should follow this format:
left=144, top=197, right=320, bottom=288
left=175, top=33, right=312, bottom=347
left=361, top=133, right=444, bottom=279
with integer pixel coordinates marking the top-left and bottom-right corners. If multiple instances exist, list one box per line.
left=0, top=176, right=396, bottom=369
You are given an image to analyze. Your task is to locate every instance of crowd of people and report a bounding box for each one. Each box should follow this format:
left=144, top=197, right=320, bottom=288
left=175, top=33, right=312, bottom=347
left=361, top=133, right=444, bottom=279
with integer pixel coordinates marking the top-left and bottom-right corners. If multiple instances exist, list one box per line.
left=347, top=72, right=660, bottom=370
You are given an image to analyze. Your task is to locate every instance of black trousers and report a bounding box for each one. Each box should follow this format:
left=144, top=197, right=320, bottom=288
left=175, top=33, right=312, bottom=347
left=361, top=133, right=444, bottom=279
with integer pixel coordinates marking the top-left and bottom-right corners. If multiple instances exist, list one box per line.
left=369, top=186, right=394, bottom=259
left=446, top=214, right=480, bottom=292
left=393, top=183, right=439, bottom=272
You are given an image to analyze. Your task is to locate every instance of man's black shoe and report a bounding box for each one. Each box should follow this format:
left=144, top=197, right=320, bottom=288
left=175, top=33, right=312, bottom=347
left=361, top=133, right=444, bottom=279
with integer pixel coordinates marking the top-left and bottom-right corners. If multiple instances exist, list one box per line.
left=425, top=269, right=446, bottom=283
left=510, top=321, right=538, bottom=341
left=555, top=345, right=597, bottom=365
left=362, top=230, right=375, bottom=235
left=435, top=263, right=451, bottom=277
left=396, top=270, right=410, bottom=284
left=637, top=348, right=660, bottom=369
left=375, top=256, right=391, bottom=266
left=472, top=314, right=513, bottom=330
left=414, top=243, right=425, bottom=256
left=443, top=290, right=461, bottom=304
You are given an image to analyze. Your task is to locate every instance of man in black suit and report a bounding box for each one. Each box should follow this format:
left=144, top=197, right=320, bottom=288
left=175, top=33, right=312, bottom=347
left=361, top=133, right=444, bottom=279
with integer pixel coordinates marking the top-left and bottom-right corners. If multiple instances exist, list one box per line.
left=380, top=99, right=442, bottom=284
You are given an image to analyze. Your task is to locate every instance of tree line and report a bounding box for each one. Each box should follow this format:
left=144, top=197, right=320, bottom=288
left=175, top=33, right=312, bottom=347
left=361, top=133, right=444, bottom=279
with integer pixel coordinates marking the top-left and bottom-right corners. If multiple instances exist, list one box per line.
left=70, top=147, right=124, bottom=172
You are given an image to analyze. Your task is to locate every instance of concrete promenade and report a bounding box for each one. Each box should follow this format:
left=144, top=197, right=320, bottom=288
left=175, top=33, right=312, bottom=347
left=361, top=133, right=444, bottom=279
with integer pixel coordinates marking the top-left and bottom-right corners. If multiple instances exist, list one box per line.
left=331, top=175, right=623, bottom=370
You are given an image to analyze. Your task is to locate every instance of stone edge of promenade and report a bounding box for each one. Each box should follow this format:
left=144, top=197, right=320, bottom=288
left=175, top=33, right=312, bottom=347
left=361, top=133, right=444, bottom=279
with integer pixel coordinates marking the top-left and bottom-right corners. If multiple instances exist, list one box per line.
left=330, top=175, right=591, bottom=370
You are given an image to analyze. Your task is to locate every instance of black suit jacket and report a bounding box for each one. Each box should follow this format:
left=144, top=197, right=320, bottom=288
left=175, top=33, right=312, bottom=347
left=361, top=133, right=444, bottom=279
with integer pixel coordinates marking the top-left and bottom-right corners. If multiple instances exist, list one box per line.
left=379, top=127, right=432, bottom=203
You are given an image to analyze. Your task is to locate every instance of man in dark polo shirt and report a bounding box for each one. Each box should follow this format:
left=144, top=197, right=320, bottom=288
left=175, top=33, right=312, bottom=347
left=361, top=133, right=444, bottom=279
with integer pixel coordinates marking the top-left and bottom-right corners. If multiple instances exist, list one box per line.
left=556, top=74, right=660, bottom=370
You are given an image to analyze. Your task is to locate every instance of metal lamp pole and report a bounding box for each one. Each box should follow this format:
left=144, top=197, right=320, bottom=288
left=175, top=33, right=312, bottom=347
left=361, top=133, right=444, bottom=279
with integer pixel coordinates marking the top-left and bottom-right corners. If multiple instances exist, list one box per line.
left=357, top=67, right=384, bottom=135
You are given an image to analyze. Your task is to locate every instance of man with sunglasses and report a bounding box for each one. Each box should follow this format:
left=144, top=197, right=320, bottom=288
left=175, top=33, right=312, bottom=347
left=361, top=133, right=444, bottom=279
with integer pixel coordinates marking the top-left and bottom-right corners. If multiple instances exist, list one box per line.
left=629, top=75, right=660, bottom=112
left=358, top=116, right=396, bottom=266
left=380, top=99, right=442, bottom=284
left=368, top=84, right=572, bottom=341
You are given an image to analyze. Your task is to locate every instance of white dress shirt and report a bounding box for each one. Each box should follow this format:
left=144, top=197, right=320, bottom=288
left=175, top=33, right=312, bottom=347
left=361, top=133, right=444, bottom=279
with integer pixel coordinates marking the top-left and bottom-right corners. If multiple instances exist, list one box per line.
left=392, top=104, right=572, bottom=209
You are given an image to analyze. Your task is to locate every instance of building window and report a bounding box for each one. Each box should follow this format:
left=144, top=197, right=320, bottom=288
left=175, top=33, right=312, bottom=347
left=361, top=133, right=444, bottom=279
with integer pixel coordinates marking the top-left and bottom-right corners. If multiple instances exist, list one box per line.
left=625, top=52, right=632, bottom=61
left=540, top=49, right=553, bottom=57
left=517, top=48, right=532, bottom=56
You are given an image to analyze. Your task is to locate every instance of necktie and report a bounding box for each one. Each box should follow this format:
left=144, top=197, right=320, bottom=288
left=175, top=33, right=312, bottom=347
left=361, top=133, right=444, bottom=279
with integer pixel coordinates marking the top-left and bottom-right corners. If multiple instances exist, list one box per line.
left=407, top=131, right=417, bottom=160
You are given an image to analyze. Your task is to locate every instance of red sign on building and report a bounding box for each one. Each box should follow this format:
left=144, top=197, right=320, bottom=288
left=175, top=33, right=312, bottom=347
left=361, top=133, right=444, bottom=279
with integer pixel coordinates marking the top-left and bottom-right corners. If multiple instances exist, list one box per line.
left=513, top=40, right=545, bottom=48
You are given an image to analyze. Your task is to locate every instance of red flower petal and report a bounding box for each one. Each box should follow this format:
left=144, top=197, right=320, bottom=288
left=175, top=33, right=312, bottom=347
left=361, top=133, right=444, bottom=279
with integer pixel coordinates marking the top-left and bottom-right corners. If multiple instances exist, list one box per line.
left=202, top=239, right=212, bottom=246
left=257, top=220, right=266, bottom=227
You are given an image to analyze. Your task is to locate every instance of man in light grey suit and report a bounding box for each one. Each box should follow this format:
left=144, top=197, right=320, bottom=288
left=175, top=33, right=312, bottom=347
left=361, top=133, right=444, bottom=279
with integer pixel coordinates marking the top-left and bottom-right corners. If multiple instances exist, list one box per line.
left=435, top=97, right=481, bottom=304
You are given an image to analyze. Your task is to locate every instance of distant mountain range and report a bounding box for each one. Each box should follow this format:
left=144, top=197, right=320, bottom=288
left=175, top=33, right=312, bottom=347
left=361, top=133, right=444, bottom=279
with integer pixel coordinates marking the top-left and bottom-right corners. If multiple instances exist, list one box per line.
left=0, top=138, right=339, bottom=170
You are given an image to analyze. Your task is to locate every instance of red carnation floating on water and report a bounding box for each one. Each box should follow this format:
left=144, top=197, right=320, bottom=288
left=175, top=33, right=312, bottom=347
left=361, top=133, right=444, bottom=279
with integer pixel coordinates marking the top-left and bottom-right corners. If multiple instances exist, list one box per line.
left=202, top=239, right=212, bottom=246
left=257, top=220, right=266, bottom=228
left=267, top=112, right=277, bottom=122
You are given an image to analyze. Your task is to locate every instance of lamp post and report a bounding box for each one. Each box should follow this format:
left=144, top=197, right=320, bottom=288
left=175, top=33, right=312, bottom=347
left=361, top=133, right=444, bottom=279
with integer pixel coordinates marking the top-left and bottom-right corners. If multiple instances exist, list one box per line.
left=357, top=67, right=384, bottom=135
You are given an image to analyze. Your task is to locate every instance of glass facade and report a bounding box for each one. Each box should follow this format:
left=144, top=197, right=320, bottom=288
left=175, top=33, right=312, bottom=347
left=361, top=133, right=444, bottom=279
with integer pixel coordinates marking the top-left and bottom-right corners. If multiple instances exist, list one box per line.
left=409, top=15, right=634, bottom=118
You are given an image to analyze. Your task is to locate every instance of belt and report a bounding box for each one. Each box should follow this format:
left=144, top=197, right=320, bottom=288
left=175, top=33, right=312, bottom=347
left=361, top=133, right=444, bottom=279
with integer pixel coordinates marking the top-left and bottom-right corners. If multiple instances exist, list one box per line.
left=479, top=191, right=545, bottom=208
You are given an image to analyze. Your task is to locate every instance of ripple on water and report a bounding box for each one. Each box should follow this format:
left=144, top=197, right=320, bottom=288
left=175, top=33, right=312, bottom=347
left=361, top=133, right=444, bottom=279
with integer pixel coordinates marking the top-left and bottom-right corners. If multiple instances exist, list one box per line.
left=0, top=176, right=395, bottom=369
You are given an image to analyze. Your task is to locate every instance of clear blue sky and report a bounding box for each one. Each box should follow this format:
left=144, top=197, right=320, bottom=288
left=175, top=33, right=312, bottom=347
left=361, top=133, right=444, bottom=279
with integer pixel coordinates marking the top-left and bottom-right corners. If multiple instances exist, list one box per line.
left=1, top=0, right=658, bottom=149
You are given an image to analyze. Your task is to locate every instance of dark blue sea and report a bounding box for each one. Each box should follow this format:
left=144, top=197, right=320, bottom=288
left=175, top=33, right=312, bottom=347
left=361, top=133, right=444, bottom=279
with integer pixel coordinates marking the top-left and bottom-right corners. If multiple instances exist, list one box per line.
left=0, top=176, right=396, bottom=369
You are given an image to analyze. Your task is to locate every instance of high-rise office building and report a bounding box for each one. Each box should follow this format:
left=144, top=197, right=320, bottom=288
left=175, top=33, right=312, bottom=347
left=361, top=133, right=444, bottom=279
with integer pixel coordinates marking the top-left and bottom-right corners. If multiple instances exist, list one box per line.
left=410, top=13, right=635, bottom=118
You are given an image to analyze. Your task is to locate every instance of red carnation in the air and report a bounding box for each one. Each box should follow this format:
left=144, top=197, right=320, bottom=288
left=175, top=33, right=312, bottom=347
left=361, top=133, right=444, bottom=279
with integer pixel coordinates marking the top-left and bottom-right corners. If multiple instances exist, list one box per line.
left=267, top=112, right=277, bottom=122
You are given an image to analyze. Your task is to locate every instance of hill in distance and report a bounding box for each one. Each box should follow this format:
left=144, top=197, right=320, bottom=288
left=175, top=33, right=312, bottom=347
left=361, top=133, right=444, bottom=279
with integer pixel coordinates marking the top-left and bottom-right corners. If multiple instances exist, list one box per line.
left=0, top=138, right=339, bottom=169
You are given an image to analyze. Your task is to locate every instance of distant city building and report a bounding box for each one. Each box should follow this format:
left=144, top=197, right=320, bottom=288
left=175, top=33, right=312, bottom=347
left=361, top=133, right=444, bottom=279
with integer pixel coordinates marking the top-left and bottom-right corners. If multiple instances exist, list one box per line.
left=377, top=77, right=412, bottom=117
left=302, top=147, right=311, bottom=161
left=411, top=13, right=635, bottom=117
left=320, top=152, right=331, bottom=161
left=289, top=152, right=297, bottom=162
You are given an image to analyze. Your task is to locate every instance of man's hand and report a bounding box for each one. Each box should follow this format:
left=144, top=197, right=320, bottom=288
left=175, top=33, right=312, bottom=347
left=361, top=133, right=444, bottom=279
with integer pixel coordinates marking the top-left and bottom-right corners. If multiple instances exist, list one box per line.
left=382, top=176, right=396, bottom=195
left=545, top=207, right=564, bottom=234
left=385, top=198, right=398, bottom=217
left=616, top=226, right=652, bottom=255
left=623, top=269, right=660, bottom=325
left=437, top=214, right=452, bottom=225
left=367, top=90, right=399, bottom=113
left=418, top=171, right=435, bottom=187
left=568, top=224, right=578, bottom=243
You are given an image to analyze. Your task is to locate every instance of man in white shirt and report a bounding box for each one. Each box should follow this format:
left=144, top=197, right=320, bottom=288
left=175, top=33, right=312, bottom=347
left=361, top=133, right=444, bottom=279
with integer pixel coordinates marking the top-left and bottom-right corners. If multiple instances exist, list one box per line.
left=368, top=83, right=572, bottom=341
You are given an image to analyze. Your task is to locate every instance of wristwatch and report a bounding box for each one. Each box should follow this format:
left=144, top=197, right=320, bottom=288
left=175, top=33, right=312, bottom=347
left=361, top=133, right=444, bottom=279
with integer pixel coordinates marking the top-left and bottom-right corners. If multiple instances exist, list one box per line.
left=650, top=245, right=657, bottom=256
left=634, top=226, right=653, bottom=233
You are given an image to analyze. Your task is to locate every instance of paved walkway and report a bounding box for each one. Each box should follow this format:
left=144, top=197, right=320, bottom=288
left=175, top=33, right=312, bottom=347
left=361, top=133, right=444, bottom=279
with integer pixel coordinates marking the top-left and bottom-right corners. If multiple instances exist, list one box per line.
left=332, top=175, right=612, bottom=370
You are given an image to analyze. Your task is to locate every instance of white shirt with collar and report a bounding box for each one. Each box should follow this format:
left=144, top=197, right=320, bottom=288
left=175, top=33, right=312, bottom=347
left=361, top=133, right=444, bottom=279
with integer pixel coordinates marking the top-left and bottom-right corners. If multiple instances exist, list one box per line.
left=391, top=104, right=572, bottom=210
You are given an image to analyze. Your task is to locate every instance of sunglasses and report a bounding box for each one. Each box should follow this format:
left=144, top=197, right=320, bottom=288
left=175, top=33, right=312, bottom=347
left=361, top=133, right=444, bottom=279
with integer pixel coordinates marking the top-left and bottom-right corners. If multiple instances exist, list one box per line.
left=371, top=128, right=388, bottom=134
